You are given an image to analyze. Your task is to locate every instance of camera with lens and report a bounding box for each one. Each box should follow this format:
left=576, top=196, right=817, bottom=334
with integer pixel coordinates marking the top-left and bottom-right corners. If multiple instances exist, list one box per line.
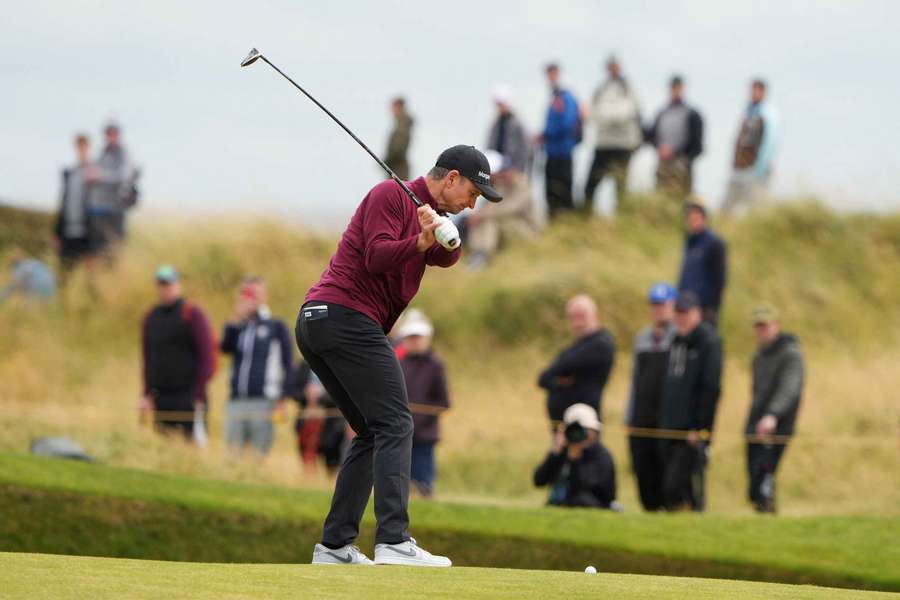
left=564, top=421, right=588, bottom=444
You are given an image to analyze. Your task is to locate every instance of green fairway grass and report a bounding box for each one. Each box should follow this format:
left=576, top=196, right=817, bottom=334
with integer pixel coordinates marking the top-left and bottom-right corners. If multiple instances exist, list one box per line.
left=3, top=553, right=897, bottom=600
left=1, top=453, right=898, bottom=592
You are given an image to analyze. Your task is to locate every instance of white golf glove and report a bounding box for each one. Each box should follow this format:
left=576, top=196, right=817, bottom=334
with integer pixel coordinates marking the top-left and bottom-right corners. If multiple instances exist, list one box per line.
left=434, top=216, right=461, bottom=251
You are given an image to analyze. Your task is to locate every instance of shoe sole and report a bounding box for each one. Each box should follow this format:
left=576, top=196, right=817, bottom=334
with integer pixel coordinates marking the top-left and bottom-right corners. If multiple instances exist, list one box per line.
left=374, top=556, right=451, bottom=568
left=312, top=556, right=373, bottom=566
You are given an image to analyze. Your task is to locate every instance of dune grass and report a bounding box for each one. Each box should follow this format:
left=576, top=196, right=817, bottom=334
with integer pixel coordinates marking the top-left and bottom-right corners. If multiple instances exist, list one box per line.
left=1, top=199, right=898, bottom=516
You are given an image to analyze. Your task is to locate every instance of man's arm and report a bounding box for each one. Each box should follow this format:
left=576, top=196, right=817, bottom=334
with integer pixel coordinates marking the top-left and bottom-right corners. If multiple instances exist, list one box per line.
left=430, top=358, right=451, bottom=410
left=765, top=350, right=804, bottom=420
left=547, top=336, right=614, bottom=378
left=141, top=311, right=152, bottom=395
left=220, top=323, right=240, bottom=353
left=363, top=188, right=439, bottom=273
left=693, top=336, right=723, bottom=431
left=708, top=238, right=727, bottom=310
left=424, top=243, right=461, bottom=268
left=189, top=306, right=217, bottom=403
left=278, top=321, right=294, bottom=389
left=533, top=451, right=566, bottom=487
left=686, top=109, right=704, bottom=159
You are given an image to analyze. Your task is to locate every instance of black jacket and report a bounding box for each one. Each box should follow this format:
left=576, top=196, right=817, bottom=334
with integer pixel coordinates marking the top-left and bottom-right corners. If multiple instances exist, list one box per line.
left=533, top=443, right=617, bottom=508
left=538, top=329, right=616, bottom=422
left=626, top=323, right=677, bottom=428
left=746, top=333, right=805, bottom=436
left=678, top=229, right=727, bottom=312
left=400, top=351, right=450, bottom=445
left=660, top=322, right=723, bottom=432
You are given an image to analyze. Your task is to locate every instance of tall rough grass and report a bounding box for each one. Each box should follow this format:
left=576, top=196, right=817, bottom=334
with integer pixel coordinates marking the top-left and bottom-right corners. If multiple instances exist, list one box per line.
left=1, top=199, right=898, bottom=515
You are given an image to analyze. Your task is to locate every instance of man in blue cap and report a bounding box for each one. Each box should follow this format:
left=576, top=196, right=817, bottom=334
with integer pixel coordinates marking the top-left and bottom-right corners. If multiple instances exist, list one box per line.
left=625, top=282, right=677, bottom=511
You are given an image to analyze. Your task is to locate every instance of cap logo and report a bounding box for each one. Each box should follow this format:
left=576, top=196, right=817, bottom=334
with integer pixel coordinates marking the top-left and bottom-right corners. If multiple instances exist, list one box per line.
left=478, top=171, right=490, bottom=181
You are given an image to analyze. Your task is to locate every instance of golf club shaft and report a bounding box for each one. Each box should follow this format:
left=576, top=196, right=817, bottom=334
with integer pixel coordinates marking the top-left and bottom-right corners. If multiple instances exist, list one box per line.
left=258, top=56, right=423, bottom=207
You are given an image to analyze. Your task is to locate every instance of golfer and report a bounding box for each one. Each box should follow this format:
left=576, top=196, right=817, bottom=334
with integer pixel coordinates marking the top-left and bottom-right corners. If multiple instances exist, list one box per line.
left=296, top=145, right=502, bottom=567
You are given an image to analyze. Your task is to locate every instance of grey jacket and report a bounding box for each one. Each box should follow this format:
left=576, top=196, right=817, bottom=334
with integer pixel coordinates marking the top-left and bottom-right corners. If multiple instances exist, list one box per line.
left=91, top=143, right=135, bottom=212
left=745, top=333, right=804, bottom=436
left=486, top=112, right=532, bottom=174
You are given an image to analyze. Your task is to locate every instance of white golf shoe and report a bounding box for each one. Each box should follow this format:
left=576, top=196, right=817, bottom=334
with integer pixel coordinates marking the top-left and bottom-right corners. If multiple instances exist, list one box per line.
left=312, top=543, right=374, bottom=565
left=374, top=537, right=452, bottom=567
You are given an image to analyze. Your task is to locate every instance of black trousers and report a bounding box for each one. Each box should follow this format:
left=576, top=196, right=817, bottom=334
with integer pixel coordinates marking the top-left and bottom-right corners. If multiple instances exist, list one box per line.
left=545, top=155, right=574, bottom=218
left=584, top=148, right=632, bottom=210
left=629, top=435, right=664, bottom=511
left=296, top=302, right=412, bottom=547
left=152, top=387, right=195, bottom=439
left=747, top=442, right=787, bottom=512
left=661, top=439, right=707, bottom=511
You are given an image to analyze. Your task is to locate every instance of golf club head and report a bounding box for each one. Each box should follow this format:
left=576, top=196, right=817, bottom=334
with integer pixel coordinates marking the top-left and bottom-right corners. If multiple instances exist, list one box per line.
left=240, top=48, right=263, bottom=67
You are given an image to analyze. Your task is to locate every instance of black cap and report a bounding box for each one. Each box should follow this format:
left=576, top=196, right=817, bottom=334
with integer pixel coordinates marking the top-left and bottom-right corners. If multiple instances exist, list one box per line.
left=435, top=145, right=503, bottom=202
left=674, top=291, right=701, bottom=312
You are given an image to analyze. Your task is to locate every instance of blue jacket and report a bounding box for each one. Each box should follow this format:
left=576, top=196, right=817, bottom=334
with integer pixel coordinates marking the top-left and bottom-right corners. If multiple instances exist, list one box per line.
left=221, top=308, right=293, bottom=400
left=542, top=88, right=580, bottom=158
left=678, top=229, right=727, bottom=310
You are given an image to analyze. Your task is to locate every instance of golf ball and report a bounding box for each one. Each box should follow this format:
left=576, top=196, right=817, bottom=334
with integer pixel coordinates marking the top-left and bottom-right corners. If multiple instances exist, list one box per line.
left=584, top=566, right=597, bottom=574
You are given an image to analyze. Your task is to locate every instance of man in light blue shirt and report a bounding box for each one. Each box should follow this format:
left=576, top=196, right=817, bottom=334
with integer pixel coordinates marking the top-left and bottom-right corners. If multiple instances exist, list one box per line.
left=722, top=79, right=780, bottom=215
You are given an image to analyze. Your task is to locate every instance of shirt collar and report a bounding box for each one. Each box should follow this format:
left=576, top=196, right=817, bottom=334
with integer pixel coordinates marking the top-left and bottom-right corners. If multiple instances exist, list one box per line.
left=408, top=176, right=438, bottom=211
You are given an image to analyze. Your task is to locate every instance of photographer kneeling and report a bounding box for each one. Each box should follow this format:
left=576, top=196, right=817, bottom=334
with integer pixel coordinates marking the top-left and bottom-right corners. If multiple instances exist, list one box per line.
left=533, top=404, right=619, bottom=510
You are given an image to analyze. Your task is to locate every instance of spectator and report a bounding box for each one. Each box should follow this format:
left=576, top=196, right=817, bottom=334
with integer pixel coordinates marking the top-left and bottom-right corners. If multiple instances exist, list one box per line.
left=678, top=198, right=727, bottom=326
left=533, top=403, right=618, bottom=509
left=625, top=282, right=678, bottom=511
left=87, top=122, right=139, bottom=255
left=0, top=249, right=56, bottom=304
left=384, top=97, right=414, bottom=181
left=645, top=76, right=704, bottom=198
left=538, top=295, right=616, bottom=424
left=536, top=63, right=581, bottom=219
left=745, top=305, right=804, bottom=513
left=659, top=291, right=723, bottom=511
left=397, top=311, right=450, bottom=498
left=467, top=86, right=541, bottom=269
left=722, top=79, right=780, bottom=216
left=140, top=265, right=216, bottom=440
left=584, top=54, right=642, bottom=211
left=287, top=361, right=347, bottom=474
left=220, top=276, right=293, bottom=458
left=54, top=133, right=97, bottom=275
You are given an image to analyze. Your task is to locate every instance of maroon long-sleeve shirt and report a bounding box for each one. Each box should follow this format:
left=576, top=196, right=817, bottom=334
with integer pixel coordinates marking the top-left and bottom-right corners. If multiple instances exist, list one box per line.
left=305, top=177, right=461, bottom=332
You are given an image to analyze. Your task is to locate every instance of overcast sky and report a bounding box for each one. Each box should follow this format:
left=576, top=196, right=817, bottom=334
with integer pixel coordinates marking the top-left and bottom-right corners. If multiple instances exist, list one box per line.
left=2, top=0, right=898, bottom=227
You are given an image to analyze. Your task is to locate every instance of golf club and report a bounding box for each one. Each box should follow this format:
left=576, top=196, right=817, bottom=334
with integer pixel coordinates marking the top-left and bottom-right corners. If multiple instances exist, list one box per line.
left=240, top=47, right=460, bottom=250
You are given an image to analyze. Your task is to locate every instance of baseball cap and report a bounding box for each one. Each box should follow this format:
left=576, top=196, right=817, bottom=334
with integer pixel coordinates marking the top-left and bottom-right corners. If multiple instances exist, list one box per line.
left=685, top=195, right=707, bottom=215
left=563, top=403, right=602, bottom=432
left=155, top=264, right=179, bottom=284
left=435, top=145, right=503, bottom=202
left=398, top=318, right=434, bottom=339
left=674, top=291, right=701, bottom=312
left=752, top=304, right=779, bottom=325
left=648, top=282, right=677, bottom=304
left=492, top=84, right=513, bottom=106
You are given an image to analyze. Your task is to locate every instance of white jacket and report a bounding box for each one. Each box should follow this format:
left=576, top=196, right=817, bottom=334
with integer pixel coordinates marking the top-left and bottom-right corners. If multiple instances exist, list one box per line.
left=590, top=78, right=642, bottom=151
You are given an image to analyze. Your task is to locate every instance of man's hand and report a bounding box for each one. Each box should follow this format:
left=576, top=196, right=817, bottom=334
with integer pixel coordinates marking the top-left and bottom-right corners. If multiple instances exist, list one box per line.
left=686, top=429, right=701, bottom=446
left=756, top=414, right=778, bottom=436
left=552, top=426, right=566, bottom=454
left=434, top=216, right=461, bottom=250
left=416, top=205, right=440, bottom=252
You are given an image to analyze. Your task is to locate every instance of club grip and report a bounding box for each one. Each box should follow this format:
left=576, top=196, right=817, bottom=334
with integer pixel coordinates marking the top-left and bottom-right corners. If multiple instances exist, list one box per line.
left=435, top=218, right=461, bottom=251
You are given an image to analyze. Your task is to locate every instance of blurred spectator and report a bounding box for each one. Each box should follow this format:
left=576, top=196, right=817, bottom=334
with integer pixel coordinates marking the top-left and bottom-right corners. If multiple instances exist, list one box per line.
left=287, top=361, right=347, bottom=474
left=467, top=86, right=542, bottom=269
left=645, top=76, right=704, bottom=198
left=54, top=133, right=98, bottom=275
left=220, top=276, right=293, bottom=458
left=0, top=249, right=56, bottom=304
left=678, top=199, right=727, bottom=326
left=584, top=54, right=642, bottom=211
left=538, top=295, right=616, bottom=424
left=384, top=97, right=414, bottom=180
left=140, top=265, right=216, bottom=440
left=745, top=305, right=804, bottom=513
left=722, top=79, right=780, bottom=216
left=398, top=311, right=450, bottom=498
left=536, top=63, right=581, bottom=219
left=659, top=291, right=723, bottom=511
left=533, top=403, right=618, bottom=509
left=87, top=122, right=139, bottom=255
left=625, top=282, right=678, bottom=511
